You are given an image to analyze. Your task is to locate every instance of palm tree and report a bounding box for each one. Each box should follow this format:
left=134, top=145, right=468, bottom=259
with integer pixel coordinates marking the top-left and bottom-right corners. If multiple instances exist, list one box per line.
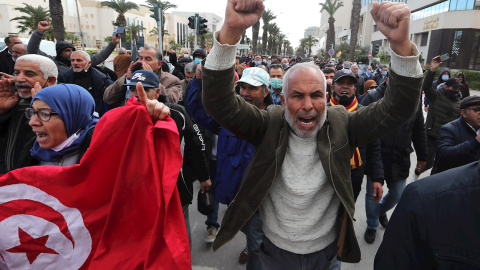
left=283, top=40, right=290, bottom=56
left=187, top=33, right=195, bottom=53
left=145, top=1, right=177, bottom=46
left=304, top=35, right=319, bottom=55
left=11, top=4, right=50, bottom=34
left=127, top=24, right=145, bottom=43
left=267, top=23, right=279, bottom=55
left=49, top=0, right=65, bottom=41
left=349, top=0, right=361, bottom=61
left=261, top=9, right=276, bottom=55
left=319, top=0, right=343, bottom=57
left=277, top=34, right=285, bottom=57
left=101, top=0, right=139, bottom=45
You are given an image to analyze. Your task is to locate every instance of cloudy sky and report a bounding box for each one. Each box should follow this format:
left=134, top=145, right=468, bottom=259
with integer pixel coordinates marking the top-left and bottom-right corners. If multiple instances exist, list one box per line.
left=131, top=0, right=325, bottom=48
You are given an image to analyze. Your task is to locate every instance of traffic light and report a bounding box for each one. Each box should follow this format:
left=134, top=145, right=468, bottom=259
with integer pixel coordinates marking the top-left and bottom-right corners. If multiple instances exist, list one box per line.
left=149, top=5, right=159, bottom=21
left=197, top=16, right=208, bottom=35
left=373, top=43, right=380, bottom=55
left=188, top=16, right=195, bottom=30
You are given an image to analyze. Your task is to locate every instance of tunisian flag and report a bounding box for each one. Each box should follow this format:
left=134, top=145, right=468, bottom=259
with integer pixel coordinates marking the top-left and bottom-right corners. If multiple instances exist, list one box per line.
left=0, top=100, right=191, bottom=269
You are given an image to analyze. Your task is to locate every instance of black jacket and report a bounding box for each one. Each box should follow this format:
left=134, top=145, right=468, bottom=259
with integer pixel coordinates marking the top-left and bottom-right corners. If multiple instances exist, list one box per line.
left=433, top=116, right=480, bottom=174
left=0, top=49, right=14, bottom=75
left=375, top=161, right=480, bottom=269
left=361, top=83, right=428, bottom=181
left=58, top=68, right=113, bottom=116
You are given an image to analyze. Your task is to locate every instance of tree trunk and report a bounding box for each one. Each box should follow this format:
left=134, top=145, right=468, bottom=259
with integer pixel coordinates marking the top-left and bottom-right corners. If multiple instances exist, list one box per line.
left=326, top=16, right=336, bottom=58
left=117, top=15, right=127, bottom=47
left=49, top=0, right=65, bottom=41
left=349, top=0, right=361, bottom=61
left=262, top=27, right=268, bottom=55
left=252, top=20, right=260, bottom=54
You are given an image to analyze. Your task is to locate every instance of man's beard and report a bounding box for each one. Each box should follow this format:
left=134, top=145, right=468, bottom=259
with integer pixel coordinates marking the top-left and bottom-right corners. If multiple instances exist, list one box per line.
left=15, top=82, right=33, bottom=99
left=284, top=104, right=326, bottom=139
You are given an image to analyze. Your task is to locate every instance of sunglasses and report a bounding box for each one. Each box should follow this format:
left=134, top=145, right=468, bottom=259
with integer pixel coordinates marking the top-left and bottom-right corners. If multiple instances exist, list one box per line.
left=369, top=85, right=378, bottom=89
left=25, top=108, right=58, bottom=122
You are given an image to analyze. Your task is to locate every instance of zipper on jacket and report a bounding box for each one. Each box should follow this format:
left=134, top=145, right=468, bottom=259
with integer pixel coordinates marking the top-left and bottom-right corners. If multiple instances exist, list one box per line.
left=435, top=253, right=480, bottom=267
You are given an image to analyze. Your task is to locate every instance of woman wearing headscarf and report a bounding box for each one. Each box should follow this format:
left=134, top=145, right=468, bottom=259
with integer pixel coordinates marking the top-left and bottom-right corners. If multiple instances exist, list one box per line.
left=24, top=84, right=98, bottom=166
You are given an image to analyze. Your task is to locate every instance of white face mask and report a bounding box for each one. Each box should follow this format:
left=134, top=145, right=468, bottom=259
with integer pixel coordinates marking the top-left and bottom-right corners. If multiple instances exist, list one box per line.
left=184, top=54, right=189, bottom=58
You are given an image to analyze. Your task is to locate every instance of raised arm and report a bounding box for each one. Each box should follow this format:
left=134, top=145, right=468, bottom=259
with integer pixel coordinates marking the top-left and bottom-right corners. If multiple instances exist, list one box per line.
left=27, top=19, right=51, bottom=57
left=91, top=33, right=120, bottom=66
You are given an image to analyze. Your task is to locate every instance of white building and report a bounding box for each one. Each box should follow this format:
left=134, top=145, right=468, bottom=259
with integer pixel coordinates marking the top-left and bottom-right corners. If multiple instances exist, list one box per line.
left=304, top=26, right=322, bottom=55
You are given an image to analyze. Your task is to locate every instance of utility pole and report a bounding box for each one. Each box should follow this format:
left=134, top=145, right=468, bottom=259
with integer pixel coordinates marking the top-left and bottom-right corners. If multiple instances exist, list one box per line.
left=158, top=5, right=163, bottom=53
left=194, top=13, right=199, bottom=50
left=74, top=0, right=85, bottom=50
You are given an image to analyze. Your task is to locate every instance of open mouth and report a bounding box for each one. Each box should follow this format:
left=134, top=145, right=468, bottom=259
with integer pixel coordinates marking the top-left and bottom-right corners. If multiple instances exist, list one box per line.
left=15, top=83, right=33, bottom=93
left=298, top=116, right=316, bottom=126
left=340, top=91, right=349, bottom=95
left=35, top=132, right=49, bottom=142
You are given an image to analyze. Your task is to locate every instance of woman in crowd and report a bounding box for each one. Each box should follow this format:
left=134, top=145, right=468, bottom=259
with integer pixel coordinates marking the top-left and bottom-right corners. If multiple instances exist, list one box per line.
left=456, top=72, right=470, bottom=100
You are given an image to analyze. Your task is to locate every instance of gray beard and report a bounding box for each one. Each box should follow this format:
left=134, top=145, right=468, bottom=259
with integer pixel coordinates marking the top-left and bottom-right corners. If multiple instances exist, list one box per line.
left=284, top=106, right=326, bottom=139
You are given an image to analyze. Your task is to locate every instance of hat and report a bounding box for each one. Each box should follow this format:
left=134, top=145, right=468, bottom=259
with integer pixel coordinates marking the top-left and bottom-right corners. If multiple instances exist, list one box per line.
left=237, top=67, right=270, bottom=87
left=333, top=69, right=358, bottom=83
left=124, top=70, right=160, bottom=88
left=460, top=96, right=480, bottom=110
left=178, top=57, right=192, bottom=64
left=193, top=49, right=206, bottom=58
left=56, top=41, right=76, bottom=56
left=445, top=78, right=462, bottom=89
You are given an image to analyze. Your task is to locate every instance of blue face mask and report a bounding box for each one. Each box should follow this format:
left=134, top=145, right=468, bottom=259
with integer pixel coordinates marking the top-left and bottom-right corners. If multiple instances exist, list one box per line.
left=254, top=61, right=262, bottom=66
left=381, top=71, right=388, bottom=76
left=270, top=78, right=282, bottom=90
left=366, top=70, right=372, bottom=75
left=442, top=75, right=449, bottom=81
left=194, top=58, right=202, bottom=65
left=358, top=69, right=364, bottom=75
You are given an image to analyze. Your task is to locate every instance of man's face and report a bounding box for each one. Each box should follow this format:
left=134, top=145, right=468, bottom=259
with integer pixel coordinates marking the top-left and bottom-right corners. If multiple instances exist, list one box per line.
left=6, top=37, right=21, bottom=52
left=139, top=48, right=161, bottom=71
left=185, top=72, right=195, bottom=82
left=367, top=66, right=373, bottom=72
left=129, top=86, right=159, bottom=101
left=382, top=66, right=388, bottom=73
left=14, top=60, right=52, bottom=98
left=282, top=68, right=326, bottom=138
left=71, top=52, right=90, bottom=72
left=333, top=77, right=356, bottom=98
left=60, top=48, right=74, bottom=60
left=324, top=72, right=334, bottom=85
left=12, top=44, right=27, bottom=61
left=309, top=57, right=314, bottom=61
left=239, top=82, right=267, bottom=109
left=351, top=65, right=359, bottom=75
left=269, top=68, right=283, bottom=80
left=461, top=106, right=480, bottom=130
left=254, top=55, right=262, bottom=62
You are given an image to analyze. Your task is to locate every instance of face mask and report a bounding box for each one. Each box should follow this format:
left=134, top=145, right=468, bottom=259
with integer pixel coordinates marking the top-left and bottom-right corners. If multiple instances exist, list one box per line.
left=270, top=78, right=282, bottom=90
left=366, top=70, right=372, bottom=75
left=333, top=92, right=355, bottom=107
left=358, top=70, right=364, bottom=75
left=254, top=61, right=262, bottom=66
left=263, top=59, right=267, bottom=63
left=310, top=61, right=314, bottom=64
left=184, top=54, right=189, bottom=58
left=381, top=71, right=387, bottom=76
left=442, top=75, right=449, bottom=81
left=194, top=58, right=202, bottom=65
left=445, top=89, right=460, bottom=99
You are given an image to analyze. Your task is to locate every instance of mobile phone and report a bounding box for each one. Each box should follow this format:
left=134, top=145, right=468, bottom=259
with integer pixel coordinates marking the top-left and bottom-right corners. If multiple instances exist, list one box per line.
left=439, top=53, right=449, bottom=62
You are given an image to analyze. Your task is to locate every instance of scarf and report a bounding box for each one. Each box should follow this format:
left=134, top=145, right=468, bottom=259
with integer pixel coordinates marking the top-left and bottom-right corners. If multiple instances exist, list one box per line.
left=330, top=96, right=362, bottom=169
left=30, top=84, right=98, bottom=162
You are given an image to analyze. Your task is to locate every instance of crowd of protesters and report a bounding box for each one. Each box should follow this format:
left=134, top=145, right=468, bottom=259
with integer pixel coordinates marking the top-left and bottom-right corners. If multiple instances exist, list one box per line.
left=0, top=0, right=479, bottom=269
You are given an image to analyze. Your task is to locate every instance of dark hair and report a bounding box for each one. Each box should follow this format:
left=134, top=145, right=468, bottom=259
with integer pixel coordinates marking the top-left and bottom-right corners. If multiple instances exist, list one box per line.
left=456, top=72, right=468, bottom=85
left=269, top=64, right=284, bottom=72
left=271, top=60, right=281, bottom=65
left=323, top=68, right=335, bottom=74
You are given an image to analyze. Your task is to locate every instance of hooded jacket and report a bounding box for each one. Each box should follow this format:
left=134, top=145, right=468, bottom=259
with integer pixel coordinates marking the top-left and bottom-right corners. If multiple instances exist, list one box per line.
left=424, top=67, right=450, bottom=106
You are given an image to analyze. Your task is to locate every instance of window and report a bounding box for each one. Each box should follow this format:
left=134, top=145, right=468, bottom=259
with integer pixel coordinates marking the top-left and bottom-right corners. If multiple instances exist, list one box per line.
left=420, top=32, right=428, bottom=46
left=373, top=25, right=378, bottom=32
left=92, top=25, right=95, bottom=29
left=90, top=14, right=94, bottom=18
left=86, top=25, right=89, bottom=29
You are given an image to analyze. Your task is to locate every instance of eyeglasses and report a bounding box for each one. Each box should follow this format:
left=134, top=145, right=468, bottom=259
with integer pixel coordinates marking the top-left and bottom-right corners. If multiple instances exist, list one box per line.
left=369, top=85, right=378, bottom=89
left=467, top=107, right=480, bottom=113
left=25, top=108, right=58, bottom=122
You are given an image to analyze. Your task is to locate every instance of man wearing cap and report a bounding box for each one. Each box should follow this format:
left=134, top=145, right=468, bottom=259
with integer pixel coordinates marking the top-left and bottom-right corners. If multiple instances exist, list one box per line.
left=28, top=19, right=120, bottom=74
left=0, top=36, right=22, bottom=75
left=193, top=49, right=207, bottom=65
left=186, top=65, right=273, bottom=269
left=422, top=56, right=462, bottom=174
left=432, top=95, right=480, bottom=174
left=104, top=46, right=181, bottom=106
left=201, top=1, right=424, bottom=268
left=123, top=70, right=211, bottom=249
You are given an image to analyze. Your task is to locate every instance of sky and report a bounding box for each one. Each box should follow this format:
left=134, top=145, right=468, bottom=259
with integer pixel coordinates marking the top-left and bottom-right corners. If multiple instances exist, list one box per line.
left=131, top=0, right=324, bottom=48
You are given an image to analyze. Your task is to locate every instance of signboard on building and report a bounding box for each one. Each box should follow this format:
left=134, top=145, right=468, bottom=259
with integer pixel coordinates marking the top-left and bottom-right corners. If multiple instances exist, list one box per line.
left=238, top=44, right=249, bottom=50
left=424, top=16, right=439, bottom=30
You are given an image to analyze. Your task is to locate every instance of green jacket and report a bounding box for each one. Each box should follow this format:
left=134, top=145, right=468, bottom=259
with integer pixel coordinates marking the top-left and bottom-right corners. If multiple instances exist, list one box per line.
left=202, top=64, right=423, bottom=263
left=423, top=69, right=461, bottom=139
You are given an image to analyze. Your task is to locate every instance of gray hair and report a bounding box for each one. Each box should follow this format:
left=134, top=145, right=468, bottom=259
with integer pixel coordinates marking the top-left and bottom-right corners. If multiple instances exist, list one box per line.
left=143, top=45, right=162, bottom=61
left=118, top=47, right=127, bottom=54
left=283, top=63, right=326, bottom=96
left=184, top=62, right=197, bottom=74
left=16, top=54, right=58, bottom=80
left=71, top=50, right=91, bottom=61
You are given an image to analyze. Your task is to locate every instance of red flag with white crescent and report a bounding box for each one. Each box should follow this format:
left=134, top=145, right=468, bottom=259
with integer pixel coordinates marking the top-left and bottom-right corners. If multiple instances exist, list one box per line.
left=0, top=100, right=190, bottom=269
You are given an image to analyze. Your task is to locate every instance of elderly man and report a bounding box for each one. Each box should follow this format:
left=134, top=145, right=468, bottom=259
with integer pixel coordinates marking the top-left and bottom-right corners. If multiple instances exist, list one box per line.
left=0, top=36, right=22, bottom=74
left=180, top=62, right=196, bottom=103
left=351, top=64, right=365, bottom=97
left=433, top=96, right=480, bottom=174
left=57, top=50, right=113, bottom=116
left=201, top=0, right=423, bottom=268
left=28, top=19, right=119, bottom=74
left=104, top=46, right=181, bottom=107
left=363, top=65, right=374, bottom=81
left=0, top=55, right=58, bottom=173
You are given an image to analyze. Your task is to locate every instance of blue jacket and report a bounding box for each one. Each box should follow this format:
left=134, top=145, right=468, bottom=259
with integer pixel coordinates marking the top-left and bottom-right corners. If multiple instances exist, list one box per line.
left=186, top=77, right=273, bottom=204
left=433, top=116, right=480, bottom=174
left=375, top=161, right=480, bottom=269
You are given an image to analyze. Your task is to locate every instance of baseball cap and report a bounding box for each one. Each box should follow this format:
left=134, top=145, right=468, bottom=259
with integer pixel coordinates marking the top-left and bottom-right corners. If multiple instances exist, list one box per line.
left=445, top=78, right=462, bottom=89
left=124, top=70, right=160, bottom=88
left=237, top=67, right=270, bottom=87
left=460, top=96, right=480, bottom=110
left=333, top=69, right=358, bottom=83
